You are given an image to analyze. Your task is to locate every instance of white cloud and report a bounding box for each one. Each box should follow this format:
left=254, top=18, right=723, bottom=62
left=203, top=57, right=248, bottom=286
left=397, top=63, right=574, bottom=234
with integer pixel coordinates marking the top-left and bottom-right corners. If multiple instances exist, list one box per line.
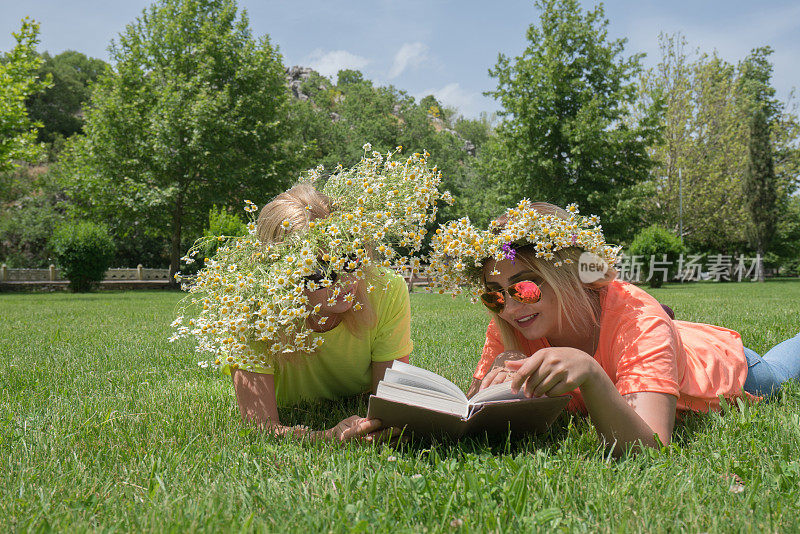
left=418, top=82, right=486, bottom=118
left=388, top=42, right=429, bottom=79
left=305, top=49, right=370, bottom=77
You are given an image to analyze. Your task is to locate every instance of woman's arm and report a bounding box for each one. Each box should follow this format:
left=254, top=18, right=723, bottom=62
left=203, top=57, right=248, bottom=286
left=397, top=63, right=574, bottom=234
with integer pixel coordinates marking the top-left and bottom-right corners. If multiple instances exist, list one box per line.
left=232, top=368, right=281, bottom=427
left=371, top=355, right=410, bottom=393
left=503, top=349, right=677, bottom=455
left=232, top=368, right=382, bottom=442
left=578, top=373, right=676, bottom=453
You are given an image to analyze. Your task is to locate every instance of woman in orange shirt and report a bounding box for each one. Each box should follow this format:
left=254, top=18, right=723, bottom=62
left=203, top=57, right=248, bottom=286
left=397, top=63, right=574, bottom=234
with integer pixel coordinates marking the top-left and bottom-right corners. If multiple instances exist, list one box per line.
left=427, top=201, right=800, bottom=455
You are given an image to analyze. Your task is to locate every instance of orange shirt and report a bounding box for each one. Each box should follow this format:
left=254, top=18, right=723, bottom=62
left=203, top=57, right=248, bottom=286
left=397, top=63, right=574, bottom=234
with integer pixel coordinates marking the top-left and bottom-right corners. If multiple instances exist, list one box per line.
left=474, top=280, right=752, bottom=413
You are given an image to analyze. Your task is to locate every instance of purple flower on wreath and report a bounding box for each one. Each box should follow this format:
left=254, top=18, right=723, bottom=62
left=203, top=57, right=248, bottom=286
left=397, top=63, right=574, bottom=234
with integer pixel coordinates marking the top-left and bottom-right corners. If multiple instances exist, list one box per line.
left=502, top=243, right=516, bottom=263
left=571, top=233, right=578, bottom=246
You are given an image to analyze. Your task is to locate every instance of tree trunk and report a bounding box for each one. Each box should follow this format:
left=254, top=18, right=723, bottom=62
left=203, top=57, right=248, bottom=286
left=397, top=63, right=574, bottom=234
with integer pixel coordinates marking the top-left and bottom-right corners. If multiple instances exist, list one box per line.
left=169, top=191, right=183, bottom=288
left=757, top=245, right=766, bottom=283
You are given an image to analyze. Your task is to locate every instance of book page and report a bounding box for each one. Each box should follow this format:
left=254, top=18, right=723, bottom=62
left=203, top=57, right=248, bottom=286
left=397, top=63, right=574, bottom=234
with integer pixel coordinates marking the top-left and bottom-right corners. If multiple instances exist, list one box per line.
left=383, top=369, right=462, bottom=399
left=468, top=381, right=529, bottom=405
left=375, top=381, right=469, bottom=418
left=388, top=361, right=467, bottom=402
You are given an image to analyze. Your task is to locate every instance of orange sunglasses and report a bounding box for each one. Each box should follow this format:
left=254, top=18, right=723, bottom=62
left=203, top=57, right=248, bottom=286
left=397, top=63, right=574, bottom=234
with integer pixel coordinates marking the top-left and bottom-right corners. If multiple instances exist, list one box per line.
left=480, top=280, right=542, bottom=312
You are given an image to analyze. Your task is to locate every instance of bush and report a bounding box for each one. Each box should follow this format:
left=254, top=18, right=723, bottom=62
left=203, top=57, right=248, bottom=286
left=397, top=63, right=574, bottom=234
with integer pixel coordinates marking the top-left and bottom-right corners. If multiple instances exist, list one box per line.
left=51, top=221, right=115, bottom=291
left=0, top=196, right=65, bottom=268
left=179, top=206, right=248, bottom=277
left=201, top=206, right=248, bottom=260
left=628, top=225, right=685, bottom=288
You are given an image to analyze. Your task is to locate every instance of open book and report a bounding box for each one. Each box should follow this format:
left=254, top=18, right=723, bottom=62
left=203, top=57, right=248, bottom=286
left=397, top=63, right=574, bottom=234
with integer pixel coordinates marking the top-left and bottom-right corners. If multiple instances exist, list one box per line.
left=366, top=360, right=570, bottom=438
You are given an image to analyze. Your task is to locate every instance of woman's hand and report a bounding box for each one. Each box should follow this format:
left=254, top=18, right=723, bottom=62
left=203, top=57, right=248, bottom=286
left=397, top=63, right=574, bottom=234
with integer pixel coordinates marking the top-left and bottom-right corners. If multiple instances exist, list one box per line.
left=478, top=350, right=528, bottom=390
left=325, top=415, right=406, bottom=445
left=326, top=415, right=381, bottom=442
left=505, top=347, right=603, bottom=397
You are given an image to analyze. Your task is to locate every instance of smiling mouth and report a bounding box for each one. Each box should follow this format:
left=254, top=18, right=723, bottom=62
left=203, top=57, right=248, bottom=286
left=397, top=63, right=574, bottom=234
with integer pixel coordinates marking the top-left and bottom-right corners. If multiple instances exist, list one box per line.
left=515, top=313, right=539, bottom=327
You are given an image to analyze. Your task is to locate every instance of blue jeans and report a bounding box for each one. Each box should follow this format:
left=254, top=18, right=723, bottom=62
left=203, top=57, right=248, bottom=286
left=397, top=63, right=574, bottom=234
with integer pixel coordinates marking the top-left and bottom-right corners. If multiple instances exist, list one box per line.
left=742, top=330, right=800, bottom=396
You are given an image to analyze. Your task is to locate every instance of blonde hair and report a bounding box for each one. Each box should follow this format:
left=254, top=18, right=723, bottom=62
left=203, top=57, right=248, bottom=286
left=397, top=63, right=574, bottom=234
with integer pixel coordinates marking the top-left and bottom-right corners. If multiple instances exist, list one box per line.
left=256, top=183, right=378, bottom=337
left=486, top=202, right=617, bottom=352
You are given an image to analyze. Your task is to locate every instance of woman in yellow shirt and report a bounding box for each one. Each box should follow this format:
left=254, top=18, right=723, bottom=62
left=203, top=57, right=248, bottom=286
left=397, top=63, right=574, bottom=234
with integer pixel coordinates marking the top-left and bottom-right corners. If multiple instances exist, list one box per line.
left=230, top=183, right=412, bottom=442
left=174, top=149, right=446, bottom=442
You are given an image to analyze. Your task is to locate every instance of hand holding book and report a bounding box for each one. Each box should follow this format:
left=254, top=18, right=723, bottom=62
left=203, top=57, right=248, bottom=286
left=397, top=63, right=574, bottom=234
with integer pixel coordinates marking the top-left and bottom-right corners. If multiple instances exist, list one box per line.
left=367, top=361, right=570, bottom=438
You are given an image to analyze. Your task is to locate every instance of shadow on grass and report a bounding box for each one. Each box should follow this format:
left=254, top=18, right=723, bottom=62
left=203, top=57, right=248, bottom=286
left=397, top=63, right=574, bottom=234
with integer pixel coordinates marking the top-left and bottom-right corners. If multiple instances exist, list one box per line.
left=277, top=393, right=372, bottom=429
left=271, top=388, right=800, bottom=460
left=277, top=395, right=584, bottom=457
left=670, top=412, right=715, bottom=447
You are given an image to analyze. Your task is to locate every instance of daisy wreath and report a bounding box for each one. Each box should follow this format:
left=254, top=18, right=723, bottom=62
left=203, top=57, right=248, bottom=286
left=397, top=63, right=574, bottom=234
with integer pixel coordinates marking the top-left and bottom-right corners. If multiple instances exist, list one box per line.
left=171, top=145, right=452, bottom=370
left=424, top=199, right=620, bottom=300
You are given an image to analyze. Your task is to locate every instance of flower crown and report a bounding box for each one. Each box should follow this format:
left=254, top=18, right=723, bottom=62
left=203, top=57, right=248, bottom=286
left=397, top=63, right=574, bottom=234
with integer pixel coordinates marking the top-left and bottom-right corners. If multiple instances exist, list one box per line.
left=425, top=199, right=619, bottom=300
left=171, top=145, right=452, bottom=370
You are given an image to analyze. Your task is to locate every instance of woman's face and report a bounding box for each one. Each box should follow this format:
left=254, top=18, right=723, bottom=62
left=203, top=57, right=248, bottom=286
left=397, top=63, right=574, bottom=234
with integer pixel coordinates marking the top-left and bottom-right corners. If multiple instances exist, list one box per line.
left=303, top=274, right=358, bottom=316
left=482, top=258, right=561, bottom=341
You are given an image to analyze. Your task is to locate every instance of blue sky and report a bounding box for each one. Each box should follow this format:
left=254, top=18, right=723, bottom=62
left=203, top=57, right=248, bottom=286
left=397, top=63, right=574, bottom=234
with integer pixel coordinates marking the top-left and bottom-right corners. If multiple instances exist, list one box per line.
left=1, top=0, right=798, bottom=117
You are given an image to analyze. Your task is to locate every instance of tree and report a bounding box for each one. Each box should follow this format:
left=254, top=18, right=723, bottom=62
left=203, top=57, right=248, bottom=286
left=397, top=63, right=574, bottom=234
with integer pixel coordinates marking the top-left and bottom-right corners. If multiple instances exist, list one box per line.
left=288, top=68, right=488, bottom=223
left=772, top=98, right=800, bottom=200
left=738, top=48, right=798, bottom=280
left=0, top=18, right=50, bottom=173
left=26, top=50, right=108, bottom=145
left=632, top=38, right=800, bottom=264
left=737, top=47, right=780, bottom=122
left=485, top=0, right=659, bottom=239
left=0, top=188, right=65, bottom=268
left=634, top=34, right=758, bottom=252
left=682, top=53, right=750, bottom=251
left=76, top=0, right=298, bottom=280
left=452, top=112, right=495, bottom=154
left=743, top=107, right=777, bottom=281
left=772, top=195, right=800, bottom=276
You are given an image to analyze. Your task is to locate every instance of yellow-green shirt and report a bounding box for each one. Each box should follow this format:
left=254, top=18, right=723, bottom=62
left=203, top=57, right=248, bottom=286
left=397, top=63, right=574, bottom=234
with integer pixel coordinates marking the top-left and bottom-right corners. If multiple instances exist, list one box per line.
left=227, top=270, right=413, bottom=406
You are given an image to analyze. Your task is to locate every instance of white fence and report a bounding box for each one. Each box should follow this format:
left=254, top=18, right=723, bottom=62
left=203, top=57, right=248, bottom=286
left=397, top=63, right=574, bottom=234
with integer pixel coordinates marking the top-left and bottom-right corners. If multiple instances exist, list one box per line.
left=0, top=264, right=170, bottom=283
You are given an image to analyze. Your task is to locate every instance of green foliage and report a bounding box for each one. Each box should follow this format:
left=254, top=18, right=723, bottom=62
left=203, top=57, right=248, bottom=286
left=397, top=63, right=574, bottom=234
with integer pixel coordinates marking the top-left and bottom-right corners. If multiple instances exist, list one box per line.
left=0, top=18, right=51, bottom=172
left=0, top=190, right=65, bottom=268
left=602, top=180, right=660, bottom=246
left=25, top=50, right=108, bottom=145
left=337, top=69, right=365, bottom=86
left=772, top=98, right=800, bottom=198
left=635, top=36, right=799, bottom=254
left=50, top=220, right=115, bottom=291
left=737, top=47, right=780, bottom=121
left=200, top=205, right=247, bottom=259
left=629, top=224, right=685, bottom=287
left=772, top=194, right=800, bottom=276
left=452, top=112, right=495, bottom=153
left=743, top=107, right=778, bottom=266
left=289, top=68, right=491, bottom=225
left=485, top=0, right=660, bottom=240
left=75, top=0, right=299, bottom=280
left=46, top=135, right=170, bottom=268
left=678, top=52, right=749, bottom=251
left=0, top=161, right=67, bottom=268
left=738, top=49, right=785, bottom=281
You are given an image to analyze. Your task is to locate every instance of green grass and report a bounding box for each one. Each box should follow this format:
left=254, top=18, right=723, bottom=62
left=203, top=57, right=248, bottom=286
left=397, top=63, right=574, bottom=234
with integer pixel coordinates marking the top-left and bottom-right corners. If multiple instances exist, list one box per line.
left=2, top=282, right=800, bottom=532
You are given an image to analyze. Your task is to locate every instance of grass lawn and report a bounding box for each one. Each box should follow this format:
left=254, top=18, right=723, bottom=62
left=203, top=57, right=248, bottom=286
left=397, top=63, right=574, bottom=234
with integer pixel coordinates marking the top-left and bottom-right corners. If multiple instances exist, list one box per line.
left=2, top=281, right=799, bottom=532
